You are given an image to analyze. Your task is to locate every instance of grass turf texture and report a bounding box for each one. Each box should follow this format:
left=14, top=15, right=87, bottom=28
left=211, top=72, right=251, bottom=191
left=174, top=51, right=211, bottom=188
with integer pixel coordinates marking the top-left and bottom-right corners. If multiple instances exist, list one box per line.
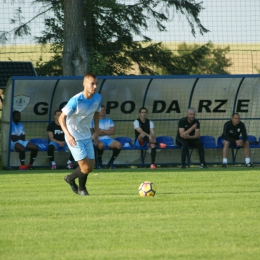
left=0, top=167, right=259, bottom=260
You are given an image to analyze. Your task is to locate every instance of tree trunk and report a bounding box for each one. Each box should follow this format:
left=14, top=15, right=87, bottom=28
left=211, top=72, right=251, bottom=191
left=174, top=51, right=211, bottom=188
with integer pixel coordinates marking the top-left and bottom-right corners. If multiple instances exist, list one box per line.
left=62, top=0, right=88, bottom=76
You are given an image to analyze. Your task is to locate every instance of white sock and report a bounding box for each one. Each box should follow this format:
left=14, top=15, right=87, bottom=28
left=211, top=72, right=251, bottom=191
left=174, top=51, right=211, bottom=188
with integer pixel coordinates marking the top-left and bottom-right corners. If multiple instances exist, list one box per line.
left=223, top=158, right=228, bottom=164
left=245, top=158, right=250, bottom=164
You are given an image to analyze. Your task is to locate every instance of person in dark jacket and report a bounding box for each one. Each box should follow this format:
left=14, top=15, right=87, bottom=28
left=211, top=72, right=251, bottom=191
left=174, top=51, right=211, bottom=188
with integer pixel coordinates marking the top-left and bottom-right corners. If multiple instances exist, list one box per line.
left=176, top=108, right=207, bottom=169
left=221, top=112, right=253, bottom=167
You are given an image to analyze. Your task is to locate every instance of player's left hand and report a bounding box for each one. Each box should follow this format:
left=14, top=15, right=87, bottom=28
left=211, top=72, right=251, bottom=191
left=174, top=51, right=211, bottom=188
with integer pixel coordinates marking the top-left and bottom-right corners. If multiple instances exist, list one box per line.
left=92, top=133, right=99, bottom=145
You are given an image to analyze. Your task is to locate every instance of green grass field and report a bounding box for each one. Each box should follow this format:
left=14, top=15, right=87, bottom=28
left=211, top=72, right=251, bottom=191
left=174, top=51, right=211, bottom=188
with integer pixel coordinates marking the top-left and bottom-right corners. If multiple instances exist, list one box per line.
left=0, top=167, right=260, bottom=260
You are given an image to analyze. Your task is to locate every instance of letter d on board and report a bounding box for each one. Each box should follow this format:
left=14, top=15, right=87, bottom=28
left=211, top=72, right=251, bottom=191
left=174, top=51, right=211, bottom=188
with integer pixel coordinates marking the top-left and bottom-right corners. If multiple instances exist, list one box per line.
left=152, top=100, right=166, bottom=113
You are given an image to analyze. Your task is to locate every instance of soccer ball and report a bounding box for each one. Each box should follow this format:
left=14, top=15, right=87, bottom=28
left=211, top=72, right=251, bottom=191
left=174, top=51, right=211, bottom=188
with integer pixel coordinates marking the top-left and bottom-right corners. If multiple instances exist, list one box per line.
left=138, top=181, right=156, bottom=197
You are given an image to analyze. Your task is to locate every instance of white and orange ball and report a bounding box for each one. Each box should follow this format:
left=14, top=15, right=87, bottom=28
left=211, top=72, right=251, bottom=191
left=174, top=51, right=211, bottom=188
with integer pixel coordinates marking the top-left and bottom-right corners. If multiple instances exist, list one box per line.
left=138, top=181, right=156, bottom=197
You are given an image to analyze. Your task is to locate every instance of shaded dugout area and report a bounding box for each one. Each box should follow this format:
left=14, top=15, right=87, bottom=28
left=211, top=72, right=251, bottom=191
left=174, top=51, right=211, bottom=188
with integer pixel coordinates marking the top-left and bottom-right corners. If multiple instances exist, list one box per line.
left=2, top=74, right=260, bottom=168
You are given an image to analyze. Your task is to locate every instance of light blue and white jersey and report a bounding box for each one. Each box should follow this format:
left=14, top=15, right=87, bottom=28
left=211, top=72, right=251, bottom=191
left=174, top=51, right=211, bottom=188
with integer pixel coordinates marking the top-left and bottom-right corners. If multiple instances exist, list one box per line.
left=92, top=117, right=114, bottom=140
left=11, top=122, right=25, bottom=136
left=62, top=92, right=102, bottom=140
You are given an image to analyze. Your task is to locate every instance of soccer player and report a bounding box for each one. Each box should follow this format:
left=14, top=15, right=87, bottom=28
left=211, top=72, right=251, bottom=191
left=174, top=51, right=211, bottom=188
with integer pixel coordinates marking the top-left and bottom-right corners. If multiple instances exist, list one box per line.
left=133, top=107, right=166, bottom=169
left=47, top=109, right=74, bottom=169
left=59, top=73, right=102, bottom=196
left=221, top=112, right=253, bottom=167
left=176, top=108, right=207, bottom=169
left=92, top=105, right=122, bottom=169
left=11, top=110, right=38, bottom=170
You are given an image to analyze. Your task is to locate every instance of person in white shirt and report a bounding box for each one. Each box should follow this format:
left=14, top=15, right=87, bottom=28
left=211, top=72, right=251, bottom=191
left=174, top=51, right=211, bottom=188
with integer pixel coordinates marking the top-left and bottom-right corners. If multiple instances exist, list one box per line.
left=133, top=107, right=166, bottom=169
left=59, top=73, right=102, bottom=196
left=92, top=105, right=122, bottom=169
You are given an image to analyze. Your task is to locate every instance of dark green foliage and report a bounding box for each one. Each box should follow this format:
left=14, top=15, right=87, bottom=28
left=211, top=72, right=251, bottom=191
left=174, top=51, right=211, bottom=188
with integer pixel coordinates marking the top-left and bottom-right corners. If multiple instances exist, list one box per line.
left=176, top=42, right=232, bottom=74
left=2, top=1, right=230, bottom=75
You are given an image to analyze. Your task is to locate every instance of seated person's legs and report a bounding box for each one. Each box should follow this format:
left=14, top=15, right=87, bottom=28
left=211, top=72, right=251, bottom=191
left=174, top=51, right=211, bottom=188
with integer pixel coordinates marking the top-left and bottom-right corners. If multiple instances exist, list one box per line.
left=25, top=141, right=38, bottom=169
left=243, top=140, right=250, bottom=158
left=222, top=140, right=230, bottom=166
left=48, top=143, right=56, bottom=168
left=134, top=137, right=147, bottom=148
left=108, top=140, right=122, bottom=168
left=13, top=142, right=27, bottom=168
left=176, top=138, right=189, bottom=167
left=12, top=140, right=37, bottom=170
left=96, top=141, right=105, bottom=168
left=96, top=138, right=121, bottom=169
left=189, top=139, right=206, bottom=166
left=243, top=141, right=253, bottom=166
left=135, top=134, right=156, bottom=168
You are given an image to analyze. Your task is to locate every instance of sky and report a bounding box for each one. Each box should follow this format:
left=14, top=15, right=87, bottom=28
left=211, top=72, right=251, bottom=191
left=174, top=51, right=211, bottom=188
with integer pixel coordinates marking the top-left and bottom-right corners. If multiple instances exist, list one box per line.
left=137, top=0, right=260, bottom=44
left=0, top=0, right=260, bottom=45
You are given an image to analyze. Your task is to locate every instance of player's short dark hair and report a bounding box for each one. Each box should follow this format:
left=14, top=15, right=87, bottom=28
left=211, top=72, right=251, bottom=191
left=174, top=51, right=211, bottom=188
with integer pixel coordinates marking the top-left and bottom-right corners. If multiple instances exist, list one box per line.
left=101, top=105, right=105, bottom=108
left=13, top=110, right=20, bottom=116
left=54, top=109, right=61, bottom=115
left=139, top=107, right=148, bottom=113
left=232, top=112, right=240, bottom=118
left=84, top=73, right=96, bottom=79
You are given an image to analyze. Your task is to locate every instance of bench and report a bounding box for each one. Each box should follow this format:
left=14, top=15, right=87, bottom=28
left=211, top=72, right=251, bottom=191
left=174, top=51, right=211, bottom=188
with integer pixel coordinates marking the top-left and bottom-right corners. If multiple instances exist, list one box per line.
left=217, top=135, right=259, bottom=163
left=29, top=138, right=49, bottom=151
left=28, top=135, right=260, bottom=167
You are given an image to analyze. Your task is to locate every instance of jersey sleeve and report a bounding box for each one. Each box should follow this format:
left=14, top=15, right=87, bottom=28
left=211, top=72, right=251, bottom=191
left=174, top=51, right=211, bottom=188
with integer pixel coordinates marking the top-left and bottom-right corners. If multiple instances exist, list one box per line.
left=62, top=96, right=77, bottom=117
left=149, top=120, right=154, bottom=129
left=133, top=120, right=139, bottom=129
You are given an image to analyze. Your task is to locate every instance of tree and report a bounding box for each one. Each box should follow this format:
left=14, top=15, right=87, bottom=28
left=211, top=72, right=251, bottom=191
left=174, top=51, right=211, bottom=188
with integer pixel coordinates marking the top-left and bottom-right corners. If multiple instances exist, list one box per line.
left=173, top=41, right=232, bottom=74
left=2, top=0, right=211, bottom=76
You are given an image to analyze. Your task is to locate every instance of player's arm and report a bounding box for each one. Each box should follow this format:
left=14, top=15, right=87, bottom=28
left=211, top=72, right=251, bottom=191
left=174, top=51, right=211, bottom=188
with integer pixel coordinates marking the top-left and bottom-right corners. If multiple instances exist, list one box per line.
left=178, top=128, right=186, bottom=138
left=150, top=128, right=156, bottom=139
left=179, top=124, right=199, bottom=139
left=11, top=132, right=25, bottom=142
left=149, top=128, right=157, bottom=143
left=179, top=127, right=193, bottom=139
left=90, top=120, right=95, bottom=135
left=182, top=124, right=197, bottom=136
left=191, top=128, right=200, bottom=139
left=99, top=126, right=115, bottom=136
left=92, top=111, right=100, bottom=145
left=58, top=112, right=76, bottom=147
left=11, top=134, right=23, bottom=142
